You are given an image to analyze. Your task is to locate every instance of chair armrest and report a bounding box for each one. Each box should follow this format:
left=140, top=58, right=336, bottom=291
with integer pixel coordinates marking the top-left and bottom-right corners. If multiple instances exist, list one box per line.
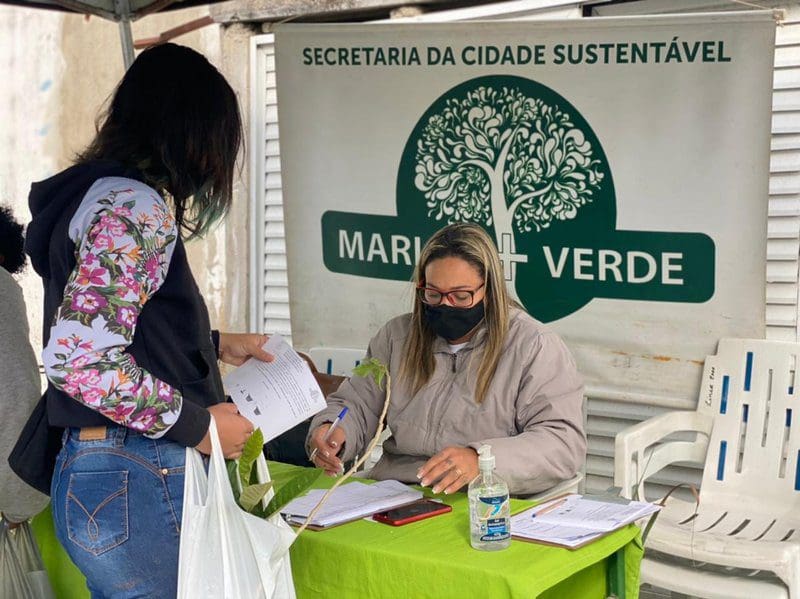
left=614, top=410, right=712, bottom=499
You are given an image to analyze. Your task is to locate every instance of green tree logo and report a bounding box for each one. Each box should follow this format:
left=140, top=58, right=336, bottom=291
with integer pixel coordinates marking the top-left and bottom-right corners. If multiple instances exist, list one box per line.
left=413, top=84, right=605, bottom=300
left=321, top=74, right=714, bottom=322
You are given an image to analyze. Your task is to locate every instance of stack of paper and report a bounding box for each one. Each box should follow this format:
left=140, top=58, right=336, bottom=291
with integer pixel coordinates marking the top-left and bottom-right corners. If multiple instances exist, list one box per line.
left=510, top=494, right=660, bottom=548
left=280, top=480, right=423, bottom=529
left=225, top=335, right=327, bottom=443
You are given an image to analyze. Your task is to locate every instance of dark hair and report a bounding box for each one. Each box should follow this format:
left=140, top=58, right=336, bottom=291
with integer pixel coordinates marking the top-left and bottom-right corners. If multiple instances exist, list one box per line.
left=78, top=43, right=243, bottom=239
left=0, top=205, right=26, bottom=274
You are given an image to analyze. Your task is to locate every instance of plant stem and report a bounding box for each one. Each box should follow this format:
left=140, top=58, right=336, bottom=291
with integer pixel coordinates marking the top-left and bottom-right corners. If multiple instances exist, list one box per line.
left=294, top=374, right=392, bottom=537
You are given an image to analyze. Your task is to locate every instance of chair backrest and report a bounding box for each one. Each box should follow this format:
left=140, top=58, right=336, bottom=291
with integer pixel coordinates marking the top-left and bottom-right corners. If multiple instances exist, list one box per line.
left=307, top=347, right=366, bottom=377
left=698, top=338, right=800, bottom=514
left=297, top=352, right=347, bottom=398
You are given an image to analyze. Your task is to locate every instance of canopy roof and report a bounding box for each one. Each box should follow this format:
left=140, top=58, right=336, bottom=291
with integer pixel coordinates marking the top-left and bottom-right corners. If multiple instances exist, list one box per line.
left=2, top=0, right=221, bottom=21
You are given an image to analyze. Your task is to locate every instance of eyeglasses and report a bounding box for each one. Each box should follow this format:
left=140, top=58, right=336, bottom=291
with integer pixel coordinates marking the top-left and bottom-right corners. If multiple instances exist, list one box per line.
left=416, top=283, right=485, bottom=308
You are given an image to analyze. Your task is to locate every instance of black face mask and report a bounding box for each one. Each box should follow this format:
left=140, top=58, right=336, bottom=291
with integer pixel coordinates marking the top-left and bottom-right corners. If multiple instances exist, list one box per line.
left=423, top=302, right=486, bottom=342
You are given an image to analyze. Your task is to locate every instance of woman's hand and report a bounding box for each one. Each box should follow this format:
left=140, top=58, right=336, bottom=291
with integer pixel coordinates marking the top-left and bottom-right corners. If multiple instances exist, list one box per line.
left=417, top=446, right=479, bottom=495
left=309, top=423, right=347, bottom=476
left=195, top=403, right=255, bottom=459
left=218, top=333, right=274, bottom=366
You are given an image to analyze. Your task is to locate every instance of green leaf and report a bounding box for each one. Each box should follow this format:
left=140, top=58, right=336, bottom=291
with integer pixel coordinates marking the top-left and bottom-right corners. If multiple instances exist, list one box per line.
left=238, top=429, right=264, bottom=488
left=239, top=481, right=274, bottom=513
left=226, top=459, right=241, bottom=503
left=352, top=357, right=388, bottom=390
left=265, top=468, right=324, bottom=517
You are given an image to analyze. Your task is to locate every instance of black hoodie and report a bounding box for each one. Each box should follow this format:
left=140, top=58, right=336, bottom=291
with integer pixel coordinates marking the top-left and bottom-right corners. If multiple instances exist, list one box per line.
left=10, top=161, right=222, bottom=494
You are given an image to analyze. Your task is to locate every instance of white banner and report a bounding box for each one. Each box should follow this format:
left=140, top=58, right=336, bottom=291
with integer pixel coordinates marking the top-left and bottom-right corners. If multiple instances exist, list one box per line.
left=275, top=13, right=775, bottom=402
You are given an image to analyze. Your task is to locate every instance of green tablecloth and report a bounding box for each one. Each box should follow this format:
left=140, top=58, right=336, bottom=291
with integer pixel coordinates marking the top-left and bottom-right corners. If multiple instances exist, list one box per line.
left=31, top=463, right=643, bottom=599
left=272, top=463, right=643, bottom=599
left=31, top=508, right=89, bottom=599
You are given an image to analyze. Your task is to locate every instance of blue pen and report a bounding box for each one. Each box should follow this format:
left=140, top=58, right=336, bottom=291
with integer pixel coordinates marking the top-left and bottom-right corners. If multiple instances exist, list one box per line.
left=309, top=407, right=349, bottom=463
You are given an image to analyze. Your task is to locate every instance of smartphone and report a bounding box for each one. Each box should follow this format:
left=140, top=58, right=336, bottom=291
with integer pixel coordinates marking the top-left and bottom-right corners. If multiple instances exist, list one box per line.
left=373, top=499, right=452, bottom=526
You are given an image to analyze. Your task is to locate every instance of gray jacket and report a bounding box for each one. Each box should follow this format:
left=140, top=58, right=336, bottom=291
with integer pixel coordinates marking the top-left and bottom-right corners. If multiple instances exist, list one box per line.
left=0, top=269, right=49, bottom=521
left=308, top=308, right=586, bottom=495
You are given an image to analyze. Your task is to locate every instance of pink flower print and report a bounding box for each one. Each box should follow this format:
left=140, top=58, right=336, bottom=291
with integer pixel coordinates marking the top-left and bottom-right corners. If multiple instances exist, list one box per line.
left=144, top=255, right=161, bottom=280
left=57, top=338, right=71, bottom=348
left=81, top=388, right=104, bottom=407
left=78, top=341, right=94, bottom=351
left=65, top=368, right=101, bottom=389
left=83, top=253, right=100, bottom=268
left=63, top=382, right=79, bottom=396
left=93, top=234, right=114, bottom=251
left=70, top=290, right=108, bottom=314
left=130, top=407, right=159, bottom=431
left=98, top=214, right=125, bottom=237
left=113, top=205, right=132, bottom=218
left=116, top=306, right=136, bottom=329
left=71, top=354, right=92, bottom=368
left=156, top=380, right=174, bottom=402
left=137, top=381, right=151, bottom=398
left=111, top=402, right=137, bottom=421
left=118, top=276, right=141, bottom=296
left=76, top=266, right=107, bottom=287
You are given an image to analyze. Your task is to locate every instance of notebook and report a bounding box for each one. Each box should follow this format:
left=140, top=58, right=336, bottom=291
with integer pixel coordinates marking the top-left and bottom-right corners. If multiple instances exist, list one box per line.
left=280, top=480, right=424, bottom=530
left=510, top=493, right=661, bottom=549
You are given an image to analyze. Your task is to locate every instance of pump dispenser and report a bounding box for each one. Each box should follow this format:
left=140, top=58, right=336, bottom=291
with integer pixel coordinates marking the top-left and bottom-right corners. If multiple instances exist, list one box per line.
left=468, top=445, right=511, bottom=550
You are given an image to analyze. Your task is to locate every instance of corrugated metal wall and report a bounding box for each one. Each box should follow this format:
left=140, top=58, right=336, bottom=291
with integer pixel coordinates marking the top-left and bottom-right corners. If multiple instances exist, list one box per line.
left=767, top=14, right=800, bottom=341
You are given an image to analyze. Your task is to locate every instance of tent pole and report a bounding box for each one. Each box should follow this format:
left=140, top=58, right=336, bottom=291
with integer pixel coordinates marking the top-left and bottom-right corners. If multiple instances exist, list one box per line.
left=119, top=18, right=135, bottom=69
left=115, top=0, right=135, bottom=69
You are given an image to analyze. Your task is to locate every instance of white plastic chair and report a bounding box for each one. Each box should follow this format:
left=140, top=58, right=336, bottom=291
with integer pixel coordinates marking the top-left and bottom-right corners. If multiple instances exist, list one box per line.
left=307, top=347, right=365, bottom=377
left=615, top=338, right=800, bottom=598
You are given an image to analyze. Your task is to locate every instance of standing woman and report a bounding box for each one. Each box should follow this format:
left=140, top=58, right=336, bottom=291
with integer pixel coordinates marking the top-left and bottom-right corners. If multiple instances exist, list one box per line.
left=309, top=223, right=586, bottom=496
left=10, top=44, right=269, bottom=597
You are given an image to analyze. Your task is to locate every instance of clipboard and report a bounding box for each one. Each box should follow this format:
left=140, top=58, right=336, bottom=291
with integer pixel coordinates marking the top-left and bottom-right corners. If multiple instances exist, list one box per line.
left=509, top=493, right=660, bottom=550
left=279, top=480, right=424, bottom=531
left=282, top=497, right=424, bottom=531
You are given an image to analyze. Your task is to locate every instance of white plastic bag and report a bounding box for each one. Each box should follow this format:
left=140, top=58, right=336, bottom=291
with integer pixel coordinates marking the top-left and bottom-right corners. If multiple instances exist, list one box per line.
left=177, top=418, right=297, bottom=599
left=9, top=521, right=55, bottom=599
left=0, top=522, right=34, bottom=599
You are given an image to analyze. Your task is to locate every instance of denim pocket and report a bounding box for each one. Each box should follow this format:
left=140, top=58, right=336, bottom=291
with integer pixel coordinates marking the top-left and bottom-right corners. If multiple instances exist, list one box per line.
left=66, top=470, right=129, bottom=556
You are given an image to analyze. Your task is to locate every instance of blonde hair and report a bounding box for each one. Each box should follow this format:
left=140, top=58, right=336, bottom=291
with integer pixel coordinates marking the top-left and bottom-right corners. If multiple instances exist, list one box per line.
left=400, top=223, right=513, bottom=404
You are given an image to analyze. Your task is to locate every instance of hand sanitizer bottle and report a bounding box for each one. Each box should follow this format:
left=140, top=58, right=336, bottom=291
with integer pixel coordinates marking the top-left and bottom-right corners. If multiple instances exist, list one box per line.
left=468, top=444, right=511, bottom=551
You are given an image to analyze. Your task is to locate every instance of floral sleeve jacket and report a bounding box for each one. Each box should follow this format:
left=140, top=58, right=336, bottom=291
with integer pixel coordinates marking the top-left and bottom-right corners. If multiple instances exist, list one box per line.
left=42, top=178, right=185, bottom=438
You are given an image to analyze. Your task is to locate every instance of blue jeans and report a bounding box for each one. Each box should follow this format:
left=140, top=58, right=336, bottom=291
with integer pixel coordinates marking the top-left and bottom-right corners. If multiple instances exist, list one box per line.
left=51, top=427, right=187, bottom=598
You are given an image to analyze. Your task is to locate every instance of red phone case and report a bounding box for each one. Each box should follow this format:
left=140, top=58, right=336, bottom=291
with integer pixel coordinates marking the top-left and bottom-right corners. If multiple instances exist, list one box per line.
left=373, top=500, right=453, bottom=526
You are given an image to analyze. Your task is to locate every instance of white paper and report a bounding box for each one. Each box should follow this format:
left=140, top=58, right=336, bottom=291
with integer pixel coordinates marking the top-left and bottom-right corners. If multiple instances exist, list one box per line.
left=280, top=480, right=423, bottom=528
left=224, top=335, right=327, bottom=443
left=510, top=494, right=660, bottom=548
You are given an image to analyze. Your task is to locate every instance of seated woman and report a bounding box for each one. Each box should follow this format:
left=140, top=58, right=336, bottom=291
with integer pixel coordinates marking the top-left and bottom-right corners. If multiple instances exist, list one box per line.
left=308, top=223, right=586, bottom=496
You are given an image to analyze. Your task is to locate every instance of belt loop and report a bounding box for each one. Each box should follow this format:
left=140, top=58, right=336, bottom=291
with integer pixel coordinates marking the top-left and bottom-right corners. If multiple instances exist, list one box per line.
left=114, top=426, right=127, bottom=448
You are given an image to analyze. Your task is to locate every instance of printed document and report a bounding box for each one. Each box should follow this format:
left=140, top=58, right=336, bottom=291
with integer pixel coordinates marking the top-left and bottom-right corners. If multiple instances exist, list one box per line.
left=280, top=480, right=423, bottom=528
left=224, top=335, right=327, bottom=443
left=511, top=494, right=660, bottom=548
